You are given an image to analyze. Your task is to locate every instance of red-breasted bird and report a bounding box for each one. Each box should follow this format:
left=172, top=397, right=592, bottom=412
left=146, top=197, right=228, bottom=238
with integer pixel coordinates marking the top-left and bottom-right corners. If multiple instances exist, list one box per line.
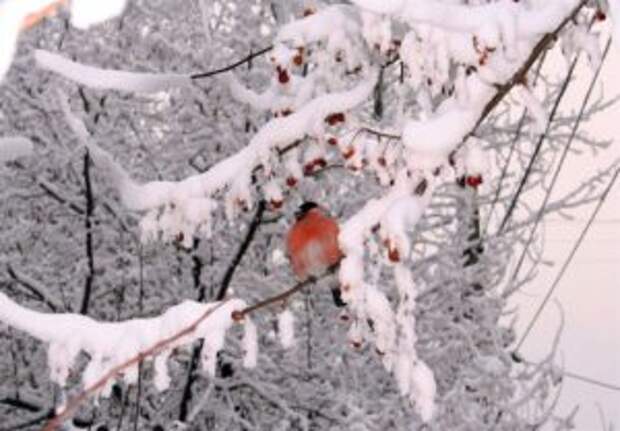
left=286, top=202, right=346, bottom=306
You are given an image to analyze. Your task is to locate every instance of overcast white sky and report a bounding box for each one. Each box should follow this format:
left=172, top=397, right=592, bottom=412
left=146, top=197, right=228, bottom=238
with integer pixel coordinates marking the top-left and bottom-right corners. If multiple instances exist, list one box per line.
left=512, top=31, right=620, bottom=430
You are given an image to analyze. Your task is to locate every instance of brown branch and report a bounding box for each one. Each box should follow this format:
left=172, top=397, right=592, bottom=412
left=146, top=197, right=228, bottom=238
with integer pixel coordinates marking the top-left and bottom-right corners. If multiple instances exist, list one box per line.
left=190, top=46, right=274, bottom=80
left=42, top=299, right=230, bottom=431
left=232, top=264, right=339, bottom=321
left=344, top=1, right=588, bottom=151
left=474, top=1, right=587, bottom=132
left=6, top=265, right=60, bottom=311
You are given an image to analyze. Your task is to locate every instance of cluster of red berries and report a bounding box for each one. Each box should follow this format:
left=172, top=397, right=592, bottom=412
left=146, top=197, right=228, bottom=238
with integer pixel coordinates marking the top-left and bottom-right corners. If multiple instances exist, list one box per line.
left=325, top=112, right=346, bottom=126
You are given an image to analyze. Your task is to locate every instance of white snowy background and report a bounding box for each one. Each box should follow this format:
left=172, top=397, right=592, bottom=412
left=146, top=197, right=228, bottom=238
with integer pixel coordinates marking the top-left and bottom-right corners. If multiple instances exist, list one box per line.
left=514, top=31, right=620, bottom=429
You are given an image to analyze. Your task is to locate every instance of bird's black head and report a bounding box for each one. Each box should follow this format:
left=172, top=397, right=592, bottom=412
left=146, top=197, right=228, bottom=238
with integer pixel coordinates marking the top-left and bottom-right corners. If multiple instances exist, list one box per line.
left=295, top=201, right=319, bottom=220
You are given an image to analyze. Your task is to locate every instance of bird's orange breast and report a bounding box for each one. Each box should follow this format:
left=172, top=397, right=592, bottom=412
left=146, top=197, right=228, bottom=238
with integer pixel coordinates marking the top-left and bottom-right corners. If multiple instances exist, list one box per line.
left=286, top=210, right=342, bottom=280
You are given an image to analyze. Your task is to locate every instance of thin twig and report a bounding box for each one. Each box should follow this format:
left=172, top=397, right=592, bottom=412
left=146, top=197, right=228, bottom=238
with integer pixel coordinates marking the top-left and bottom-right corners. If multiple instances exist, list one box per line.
left=496, top=1, right=590, bottom=233
left=190, top=46, right=273, bottom=80
left=563, top=371, right=620, bottom=392
left=42, top=300, right=230, bottom=431
left=79, top=150, right=95, bottom=315
left=485, top=50, right=548, bottom=233
left=232, top=264, right=338, bottom=321
left=216, top=200, right=267, bottom=301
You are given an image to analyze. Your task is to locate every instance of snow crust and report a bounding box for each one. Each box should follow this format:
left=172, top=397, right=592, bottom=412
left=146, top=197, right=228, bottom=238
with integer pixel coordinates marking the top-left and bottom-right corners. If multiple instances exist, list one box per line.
left=70, top=0, right=127, bottom=29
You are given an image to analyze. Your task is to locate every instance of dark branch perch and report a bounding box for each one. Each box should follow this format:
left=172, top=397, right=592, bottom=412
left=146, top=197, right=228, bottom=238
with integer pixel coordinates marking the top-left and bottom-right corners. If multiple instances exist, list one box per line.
left=191, top=46, right=273, bottom=80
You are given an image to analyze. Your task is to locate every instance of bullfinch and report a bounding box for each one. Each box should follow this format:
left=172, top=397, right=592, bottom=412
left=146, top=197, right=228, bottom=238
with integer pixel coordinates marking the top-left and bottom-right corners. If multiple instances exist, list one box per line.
left=286, top=202, right=346, bottom=306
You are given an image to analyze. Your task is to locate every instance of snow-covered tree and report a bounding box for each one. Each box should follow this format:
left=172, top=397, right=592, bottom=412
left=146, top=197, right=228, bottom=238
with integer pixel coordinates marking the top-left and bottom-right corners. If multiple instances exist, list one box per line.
left=0, top=0, right=617, bottom=429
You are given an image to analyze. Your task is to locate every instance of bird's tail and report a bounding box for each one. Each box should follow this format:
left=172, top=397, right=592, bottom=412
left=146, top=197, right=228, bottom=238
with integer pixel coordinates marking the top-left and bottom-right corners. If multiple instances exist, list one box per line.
left=328, top=278, right=347, bottom=308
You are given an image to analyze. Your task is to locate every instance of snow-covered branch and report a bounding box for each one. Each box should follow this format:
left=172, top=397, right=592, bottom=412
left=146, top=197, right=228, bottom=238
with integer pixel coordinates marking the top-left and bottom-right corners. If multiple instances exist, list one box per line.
left=58, top=72, right=376, bottom=247
left=0, top=292, right=256, bottom=428
left=36, top=50, right=192, bottom=93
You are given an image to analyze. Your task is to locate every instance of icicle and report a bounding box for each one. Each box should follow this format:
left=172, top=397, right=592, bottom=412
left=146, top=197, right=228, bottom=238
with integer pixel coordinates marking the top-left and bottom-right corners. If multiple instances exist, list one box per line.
left=242, top=317, right=258, bottom=368
left=277, top=309, right=296, bottom=348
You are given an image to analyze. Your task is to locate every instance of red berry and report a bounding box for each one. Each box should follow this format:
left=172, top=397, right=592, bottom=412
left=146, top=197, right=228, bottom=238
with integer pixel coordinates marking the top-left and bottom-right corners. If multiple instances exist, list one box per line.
left=377, top=156, right=387, bottom=167
left=293, top=47, right=304, bottom=66
left=286, top=177, right=297, bottom=187
left=388, top=247, right=400, bottom=263
left=303, top=163, right=314, bottom=176
left=270, top=199, right=283, bottom=210
left=595, top=9, right=606, bottom=21
left=324, top=112, right=346, bottom=125
left=327, top=137, right=338, bottom=146
left=466, top=175, right=483, bottom=188
left=342, top=147, right=355, bottom=160
left=278, top=70, right=290, bottom=85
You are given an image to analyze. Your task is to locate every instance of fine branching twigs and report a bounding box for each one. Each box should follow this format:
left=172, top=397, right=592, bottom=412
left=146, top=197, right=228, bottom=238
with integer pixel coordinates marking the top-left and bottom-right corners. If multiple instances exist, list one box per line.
left=508, top=37, right=613, bottom=289
left=514, top=167, right=619, bottom=353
